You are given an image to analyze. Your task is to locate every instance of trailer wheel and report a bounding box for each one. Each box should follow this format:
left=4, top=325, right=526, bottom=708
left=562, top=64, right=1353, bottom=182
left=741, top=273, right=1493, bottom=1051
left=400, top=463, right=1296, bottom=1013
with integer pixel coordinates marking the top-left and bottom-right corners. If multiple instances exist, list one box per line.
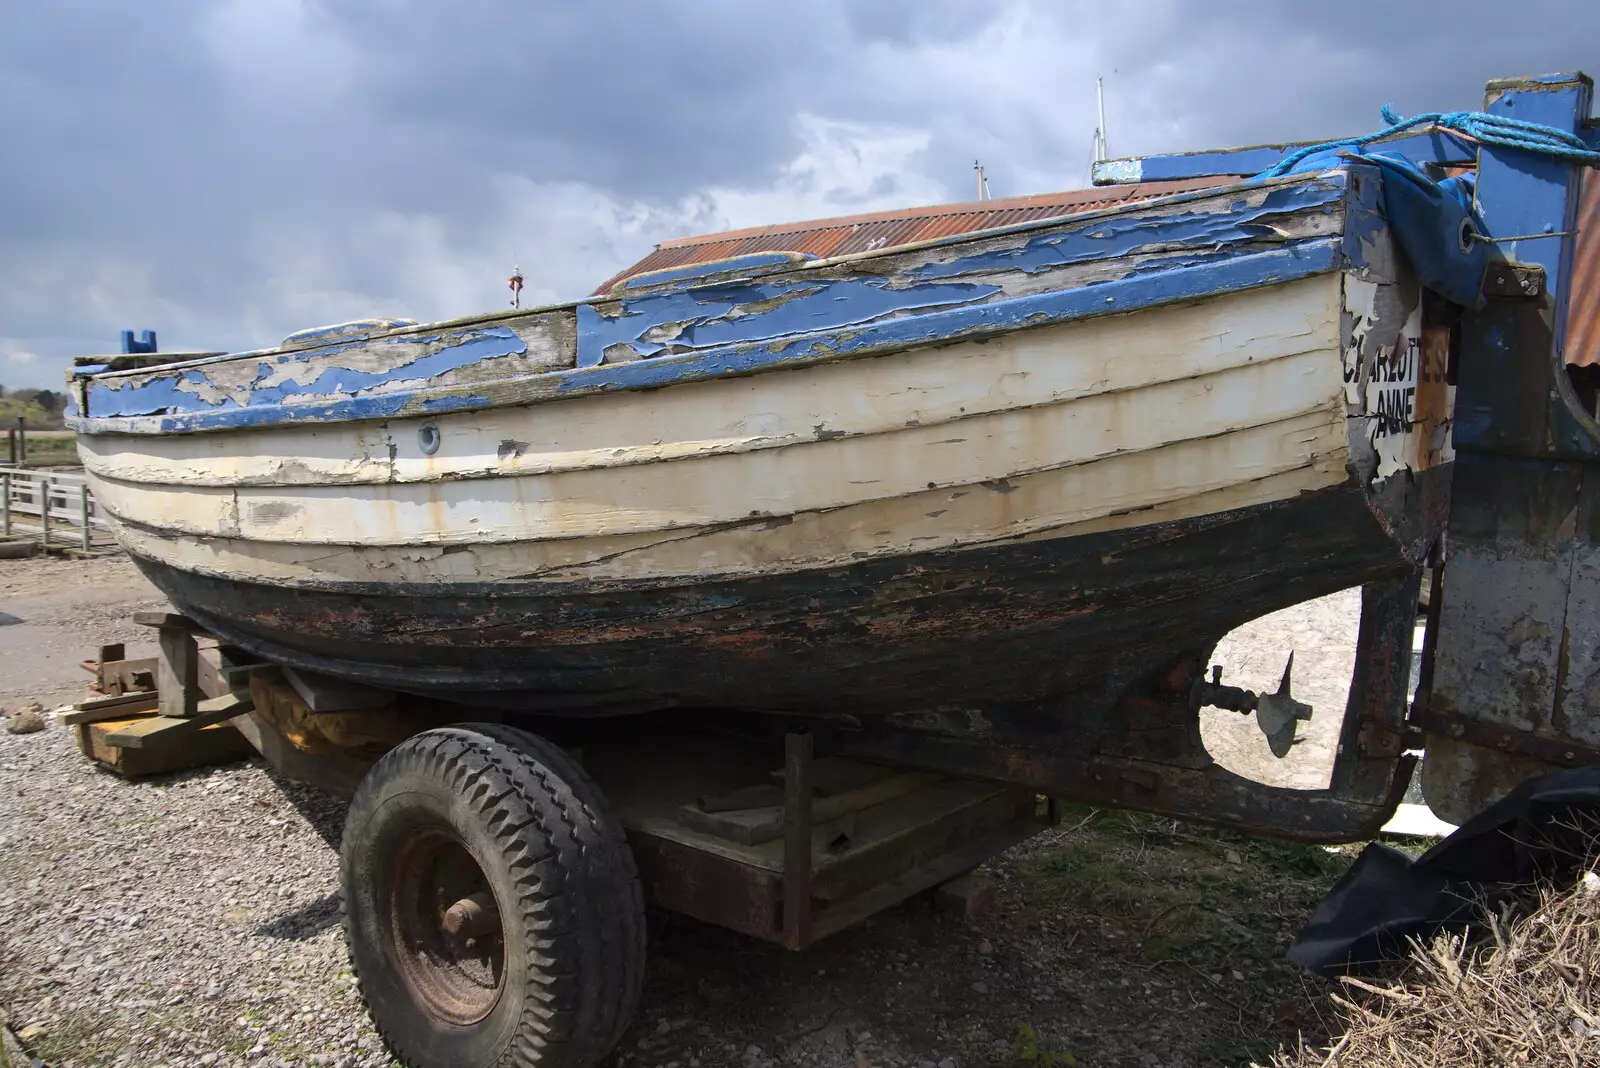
left=341, top=724, right=645, bottom=1068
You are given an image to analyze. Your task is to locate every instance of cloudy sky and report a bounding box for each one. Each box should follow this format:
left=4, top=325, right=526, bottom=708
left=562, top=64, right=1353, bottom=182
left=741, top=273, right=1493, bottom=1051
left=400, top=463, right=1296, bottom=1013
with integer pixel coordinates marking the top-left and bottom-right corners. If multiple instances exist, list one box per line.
left=2, top=0, right=1597, bottom=390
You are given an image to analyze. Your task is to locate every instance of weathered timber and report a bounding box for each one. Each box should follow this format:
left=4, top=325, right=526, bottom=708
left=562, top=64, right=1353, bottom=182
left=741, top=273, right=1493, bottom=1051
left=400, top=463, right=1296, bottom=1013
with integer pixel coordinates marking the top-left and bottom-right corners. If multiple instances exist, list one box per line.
left=693, top=783, right=786, bottom=813
left=103, top=692, right=252, bottom=749
left=767, top=756, right=894, bottom=798
left=60, top=692, right=160, bottom=725
left=227, top=712, right=375, bottom=799
left=77, top=715, right=253, bottom=777
left=782, top=732, right=815, bottom=950
left=155, top=624, right=198, bottom=719
left=282, top=667, right=394, bottom=712
left=934, top=873, right=998, bottom=919
left=680, top=771, right=936, bottom=846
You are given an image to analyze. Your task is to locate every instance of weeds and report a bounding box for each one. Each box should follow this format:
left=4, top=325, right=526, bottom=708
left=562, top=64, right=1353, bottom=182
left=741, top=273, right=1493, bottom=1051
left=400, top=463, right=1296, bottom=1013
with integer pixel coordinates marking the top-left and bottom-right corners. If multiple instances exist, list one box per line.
left=1273, top=867, right=1600, bottom=1068
left=1012, top=1023, right=1077, bottom=1065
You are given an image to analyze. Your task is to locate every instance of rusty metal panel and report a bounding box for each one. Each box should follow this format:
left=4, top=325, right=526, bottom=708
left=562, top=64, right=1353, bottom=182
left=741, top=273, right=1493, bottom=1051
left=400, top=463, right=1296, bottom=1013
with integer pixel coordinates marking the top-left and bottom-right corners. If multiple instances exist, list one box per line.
left=1556, top=471, right=1600, bottom=741
left=1567, top=169, right=1600, bottom=367
left=1428, top=457, right=1581, bottom=736
left=1423, top=455, right=1587, bottom=824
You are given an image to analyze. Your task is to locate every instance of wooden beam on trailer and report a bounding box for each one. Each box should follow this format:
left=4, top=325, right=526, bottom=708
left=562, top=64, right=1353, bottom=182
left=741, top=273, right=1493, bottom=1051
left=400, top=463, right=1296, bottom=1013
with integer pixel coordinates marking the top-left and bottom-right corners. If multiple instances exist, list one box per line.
left=782, top=732, right=814, bottom=950
left=59, top=691, right=161, bottom=725
left=101, top=691, right=252, bottom=749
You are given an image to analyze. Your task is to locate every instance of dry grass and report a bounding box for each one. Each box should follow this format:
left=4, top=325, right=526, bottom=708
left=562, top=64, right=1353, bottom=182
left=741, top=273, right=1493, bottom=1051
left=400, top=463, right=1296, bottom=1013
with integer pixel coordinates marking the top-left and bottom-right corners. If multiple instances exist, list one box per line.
left=1273, top=867, right=1600, bottom=1068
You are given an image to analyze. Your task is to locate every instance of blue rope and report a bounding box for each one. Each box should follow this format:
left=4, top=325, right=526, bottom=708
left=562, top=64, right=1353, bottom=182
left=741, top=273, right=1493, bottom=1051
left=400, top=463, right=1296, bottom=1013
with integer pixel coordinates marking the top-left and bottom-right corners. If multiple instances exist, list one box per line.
left=1264, top=105, right=1600, bottom=177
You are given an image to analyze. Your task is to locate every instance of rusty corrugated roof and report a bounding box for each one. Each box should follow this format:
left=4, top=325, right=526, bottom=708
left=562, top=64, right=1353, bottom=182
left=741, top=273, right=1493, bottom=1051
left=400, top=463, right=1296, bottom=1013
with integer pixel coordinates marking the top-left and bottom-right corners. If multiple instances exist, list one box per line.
left=1568, top=168, right=1600, bottom=367
left=593, top=177, right=1237, bottom=294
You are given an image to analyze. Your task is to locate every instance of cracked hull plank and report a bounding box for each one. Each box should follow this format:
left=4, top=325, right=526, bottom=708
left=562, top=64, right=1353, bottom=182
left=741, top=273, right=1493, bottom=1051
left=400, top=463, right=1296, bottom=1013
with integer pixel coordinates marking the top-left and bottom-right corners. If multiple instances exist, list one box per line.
left=126, top=479, right=1424, bottom=715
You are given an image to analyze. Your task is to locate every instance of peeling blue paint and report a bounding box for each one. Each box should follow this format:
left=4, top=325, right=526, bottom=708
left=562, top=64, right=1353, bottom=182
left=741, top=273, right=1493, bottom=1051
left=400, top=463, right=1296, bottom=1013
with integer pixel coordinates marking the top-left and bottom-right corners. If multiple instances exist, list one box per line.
left=576, top=277, right=1002, bottom=368
left=86, top=368, right=239, bottom=420
left=85, top=327, right=526, bottom=418
left=1341, top=163, right=1391, bottom=273
left=420, top=393, right=493, bottom=413
left=69, top=170, right=1373, bottom=436
left=560, top=240, right=1342, bottom=397
left=904, top=181, right=1344, bottom=282
left=246, top=329, right=523, bottom=402
left=72, top=238, right=1341, bottom=434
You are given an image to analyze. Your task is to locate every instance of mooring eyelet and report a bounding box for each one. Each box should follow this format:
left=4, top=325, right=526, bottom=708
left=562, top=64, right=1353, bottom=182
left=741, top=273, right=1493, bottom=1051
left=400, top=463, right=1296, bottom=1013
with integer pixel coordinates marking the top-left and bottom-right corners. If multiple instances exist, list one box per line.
left=1458, top=218, right=1477, bottom=255
left=418, top=425, right=441, bottom=455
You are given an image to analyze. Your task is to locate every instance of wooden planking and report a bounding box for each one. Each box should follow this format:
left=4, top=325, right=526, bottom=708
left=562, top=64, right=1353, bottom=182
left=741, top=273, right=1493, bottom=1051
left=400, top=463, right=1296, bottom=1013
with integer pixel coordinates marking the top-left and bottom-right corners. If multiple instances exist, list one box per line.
left=102, top=692, right=252, bottom=749
left=77, top=715, right=254, bottom=777
left=679, top=772, right=936, bottom=846
left=106, top=410, right=1348, bottom=587
left=76, top=276, right=1342, bottom=490
left=156, top=625, right=198, bottom=719
left=60, top=692, right=160, bottom=725
left=125, top=475, right=1413, bottom=713
left=85, top=351, right=1345, bottom=548
left=80, top=278, right=1350, bottom=565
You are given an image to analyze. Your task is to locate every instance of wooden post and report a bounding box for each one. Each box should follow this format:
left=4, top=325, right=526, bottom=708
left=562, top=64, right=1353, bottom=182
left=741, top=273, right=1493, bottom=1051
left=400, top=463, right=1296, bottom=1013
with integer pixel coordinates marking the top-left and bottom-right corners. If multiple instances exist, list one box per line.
left=782, top=731, right=814, bottom=950
left=38, top=474, right=49, bottom=548
left=1, top=470, right=9, bottom=537
left=16, top=417, right=24, bottom=465
left=5, top=426, right=13, bottom=465
left=78, top=483, right=91, bottom=551
left=157, top=623, right=199, bottom=718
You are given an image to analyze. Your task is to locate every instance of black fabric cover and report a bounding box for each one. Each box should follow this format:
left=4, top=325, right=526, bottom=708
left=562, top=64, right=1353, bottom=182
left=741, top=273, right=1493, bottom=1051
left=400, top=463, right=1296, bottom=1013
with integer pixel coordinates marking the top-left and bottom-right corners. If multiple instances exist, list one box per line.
left=1289, top=765, right=1600, bottom=975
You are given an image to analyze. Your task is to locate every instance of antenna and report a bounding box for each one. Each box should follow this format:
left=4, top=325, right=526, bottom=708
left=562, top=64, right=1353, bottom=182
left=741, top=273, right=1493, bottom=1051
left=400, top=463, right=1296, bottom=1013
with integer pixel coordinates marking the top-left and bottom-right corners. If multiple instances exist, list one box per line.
left=973, top=159, right=990, bottom=201
left=1092, top=76, right=1110, bottom=163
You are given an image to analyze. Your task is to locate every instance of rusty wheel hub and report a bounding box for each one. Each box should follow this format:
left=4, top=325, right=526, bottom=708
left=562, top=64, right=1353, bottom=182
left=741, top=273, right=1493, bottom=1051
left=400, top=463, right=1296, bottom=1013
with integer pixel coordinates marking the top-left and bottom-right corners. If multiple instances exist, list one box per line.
left=388, top=829, right=506, bottom=1026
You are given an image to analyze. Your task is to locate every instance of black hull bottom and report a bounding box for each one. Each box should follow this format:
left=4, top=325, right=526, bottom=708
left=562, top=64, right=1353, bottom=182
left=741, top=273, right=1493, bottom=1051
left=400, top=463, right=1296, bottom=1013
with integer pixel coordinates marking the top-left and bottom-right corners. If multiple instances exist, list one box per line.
left=133, top=469, right=1447, bottom=720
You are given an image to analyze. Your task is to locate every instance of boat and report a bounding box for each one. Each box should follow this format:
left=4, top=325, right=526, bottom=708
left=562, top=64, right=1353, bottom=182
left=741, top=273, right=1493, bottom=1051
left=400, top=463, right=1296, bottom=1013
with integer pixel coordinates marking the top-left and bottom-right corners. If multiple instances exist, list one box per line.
left=65, top=157, right=1466, bottom=722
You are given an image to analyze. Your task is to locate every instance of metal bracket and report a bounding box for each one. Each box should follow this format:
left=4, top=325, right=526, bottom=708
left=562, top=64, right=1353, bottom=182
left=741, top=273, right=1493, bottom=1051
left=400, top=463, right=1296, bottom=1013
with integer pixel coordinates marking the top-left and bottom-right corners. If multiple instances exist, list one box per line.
left=1481, top=263, right=1546, bottom=298
left=1356, top=718, right=1413, bottom=759
left=1410, top=708, right=1600, bottom=768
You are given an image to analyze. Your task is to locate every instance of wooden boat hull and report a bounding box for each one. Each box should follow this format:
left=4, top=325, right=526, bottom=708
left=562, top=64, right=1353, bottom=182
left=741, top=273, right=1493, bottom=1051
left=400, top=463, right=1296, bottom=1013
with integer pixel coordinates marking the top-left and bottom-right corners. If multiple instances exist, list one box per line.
left=126, top=471, right=1443, bottom=714
left=69, top=165, right=1452, bottom=720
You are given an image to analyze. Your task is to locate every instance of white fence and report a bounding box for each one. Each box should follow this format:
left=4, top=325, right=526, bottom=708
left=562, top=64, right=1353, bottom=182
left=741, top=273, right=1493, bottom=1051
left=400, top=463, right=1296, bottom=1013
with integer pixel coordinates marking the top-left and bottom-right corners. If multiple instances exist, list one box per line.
left=0, top=468, right=114, bottom=551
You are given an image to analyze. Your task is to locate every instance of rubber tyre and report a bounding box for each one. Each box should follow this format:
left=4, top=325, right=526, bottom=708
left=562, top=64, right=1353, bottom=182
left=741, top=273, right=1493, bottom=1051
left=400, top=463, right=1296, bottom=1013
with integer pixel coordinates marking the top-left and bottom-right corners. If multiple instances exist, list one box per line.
left=341, top=724, right=646, bottom=1068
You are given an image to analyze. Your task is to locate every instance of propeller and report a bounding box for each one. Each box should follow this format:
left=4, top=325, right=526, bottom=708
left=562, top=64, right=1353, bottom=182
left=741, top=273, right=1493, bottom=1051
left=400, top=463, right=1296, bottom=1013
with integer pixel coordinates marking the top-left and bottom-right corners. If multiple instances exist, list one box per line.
left=1254, top=652, right=1314, bottom=758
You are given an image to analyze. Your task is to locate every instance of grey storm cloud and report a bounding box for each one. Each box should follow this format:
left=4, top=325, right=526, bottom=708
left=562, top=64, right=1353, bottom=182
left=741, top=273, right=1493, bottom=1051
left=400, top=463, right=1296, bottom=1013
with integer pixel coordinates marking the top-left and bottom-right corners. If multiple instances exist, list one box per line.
left=1, top=0, right=1598, bottom=389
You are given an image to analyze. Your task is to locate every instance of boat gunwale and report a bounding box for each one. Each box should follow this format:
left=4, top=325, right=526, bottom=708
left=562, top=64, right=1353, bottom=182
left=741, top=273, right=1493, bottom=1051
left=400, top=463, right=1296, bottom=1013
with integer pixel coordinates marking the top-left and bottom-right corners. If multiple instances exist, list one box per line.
left=70, top=168, right=1346, bottom=384
left=66, top=170, right=1363, bottom=438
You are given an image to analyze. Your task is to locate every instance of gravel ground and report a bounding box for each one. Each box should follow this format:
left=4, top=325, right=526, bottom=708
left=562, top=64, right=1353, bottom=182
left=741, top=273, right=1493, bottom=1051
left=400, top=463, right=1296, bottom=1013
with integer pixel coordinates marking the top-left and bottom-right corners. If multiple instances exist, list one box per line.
left=1, top=554, right=1375, bottom=1068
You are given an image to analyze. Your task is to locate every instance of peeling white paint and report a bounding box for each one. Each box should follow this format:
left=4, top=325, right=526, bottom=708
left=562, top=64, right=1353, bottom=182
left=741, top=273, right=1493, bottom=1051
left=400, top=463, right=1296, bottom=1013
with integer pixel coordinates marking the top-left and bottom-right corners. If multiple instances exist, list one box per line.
left=1342, top=275, right=1433, bottom=481
left=79, top=279, right=1339, bottom=489
left=83, top=277, right=1355, bottom=586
